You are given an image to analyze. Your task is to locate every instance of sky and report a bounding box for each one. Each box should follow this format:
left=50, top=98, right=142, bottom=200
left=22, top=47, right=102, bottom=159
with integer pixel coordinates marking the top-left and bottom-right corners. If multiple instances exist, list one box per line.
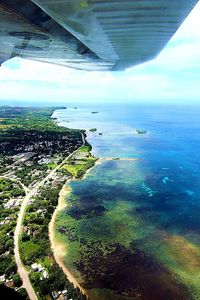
left=0, top=2, right=200, bottom=105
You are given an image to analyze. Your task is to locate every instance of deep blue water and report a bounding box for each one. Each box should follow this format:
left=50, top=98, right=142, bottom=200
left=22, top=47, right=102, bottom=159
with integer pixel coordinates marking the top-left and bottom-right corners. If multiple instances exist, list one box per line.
left=53, top=104, right=200, bottom=299
left=54, top=104, right=200, bottom=236
left=54, top=103, right=200, bottom=181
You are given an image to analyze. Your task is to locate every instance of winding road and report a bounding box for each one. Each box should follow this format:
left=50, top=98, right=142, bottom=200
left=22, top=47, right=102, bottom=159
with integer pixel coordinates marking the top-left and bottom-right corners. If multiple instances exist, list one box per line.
left=10, top=134, right=85, bottom=300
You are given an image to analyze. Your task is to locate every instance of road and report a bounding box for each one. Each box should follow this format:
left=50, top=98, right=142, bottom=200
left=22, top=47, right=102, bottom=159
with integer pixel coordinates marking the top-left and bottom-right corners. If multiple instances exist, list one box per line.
left=12, top=134, right=85, bottom=300
left=0, top=175, right=30, bottom=194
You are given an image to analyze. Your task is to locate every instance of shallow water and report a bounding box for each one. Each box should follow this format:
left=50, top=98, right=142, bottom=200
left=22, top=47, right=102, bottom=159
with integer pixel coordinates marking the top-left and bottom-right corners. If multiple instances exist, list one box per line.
left=53, top=104, right=200, bottom=299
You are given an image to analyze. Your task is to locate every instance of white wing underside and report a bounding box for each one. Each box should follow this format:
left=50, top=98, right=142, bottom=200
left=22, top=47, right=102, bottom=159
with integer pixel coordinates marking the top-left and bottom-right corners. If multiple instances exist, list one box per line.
left=0, top=0, right=198, bottom=71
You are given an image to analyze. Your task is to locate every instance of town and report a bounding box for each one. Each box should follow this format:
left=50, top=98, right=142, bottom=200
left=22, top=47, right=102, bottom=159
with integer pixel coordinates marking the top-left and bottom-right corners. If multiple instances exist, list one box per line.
left=0, top=106, right=95, bottom=300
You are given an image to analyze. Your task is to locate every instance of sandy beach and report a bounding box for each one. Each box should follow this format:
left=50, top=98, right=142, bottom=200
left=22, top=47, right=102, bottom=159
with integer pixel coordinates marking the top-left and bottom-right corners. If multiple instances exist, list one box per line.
left=49, top=183, right=88, bottom=297
left=48, top=155, right=139, bottom=298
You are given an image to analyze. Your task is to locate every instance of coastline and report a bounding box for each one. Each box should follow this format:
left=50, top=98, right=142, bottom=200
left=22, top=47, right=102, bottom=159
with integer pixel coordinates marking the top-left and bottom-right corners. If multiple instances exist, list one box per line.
left=49, top=110, right=141, bottom=299
left=17, top=106, right=198, bottom=299
left=49, top=182, right=88, bottom=296
left=49, top=110, right=89, bottom=296
left=49, top=148, right=98, bottom=299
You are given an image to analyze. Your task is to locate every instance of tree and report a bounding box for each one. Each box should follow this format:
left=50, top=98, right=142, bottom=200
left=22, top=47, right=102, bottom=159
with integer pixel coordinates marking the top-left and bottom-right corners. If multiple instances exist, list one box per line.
left=21, top=233, right=30, bottom=242
left=30, top=272, right=40, bottom=285
left=5, top=260, right=17, bottom=277
left=12, top=273, right=22, bottom=287
left=18, top=287, right=29, bottom=300
left=5, top=239, right=13, bottom=251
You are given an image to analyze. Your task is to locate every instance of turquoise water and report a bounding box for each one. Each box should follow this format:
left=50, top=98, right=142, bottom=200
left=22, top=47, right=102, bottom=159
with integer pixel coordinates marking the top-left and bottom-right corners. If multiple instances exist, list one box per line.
left=53, top=104, right=200, bottom=300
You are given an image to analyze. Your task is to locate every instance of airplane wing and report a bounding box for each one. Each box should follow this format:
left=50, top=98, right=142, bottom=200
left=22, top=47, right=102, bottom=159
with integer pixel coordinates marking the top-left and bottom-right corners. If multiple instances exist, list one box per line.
left=0, top=0, right=198, bottom=71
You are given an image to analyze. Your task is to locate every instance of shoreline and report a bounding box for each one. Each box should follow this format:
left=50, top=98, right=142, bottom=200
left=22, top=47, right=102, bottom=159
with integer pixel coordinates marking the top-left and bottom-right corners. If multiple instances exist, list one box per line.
left=49, top=181, right=88, bottom=296
left=48, top=154, right=139, bottom=298
left=49, top=111, right=89, bottom=296
left=49, top=149, right=98, bottom=299
left=49, top=110, right=139, bottom=299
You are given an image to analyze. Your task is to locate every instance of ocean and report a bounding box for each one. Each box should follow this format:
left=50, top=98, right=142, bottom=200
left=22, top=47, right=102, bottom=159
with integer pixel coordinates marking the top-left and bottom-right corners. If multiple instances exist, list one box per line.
left=53, top=104, right=200, bottom=300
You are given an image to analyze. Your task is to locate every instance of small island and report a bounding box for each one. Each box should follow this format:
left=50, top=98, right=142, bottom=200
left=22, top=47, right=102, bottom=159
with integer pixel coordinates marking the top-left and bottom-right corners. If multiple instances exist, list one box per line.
left=99, top=132, right=103, bottom=135
left=136, top=129, right=147, bottom=134
left=89, top=128, right=97, bottom=132
left=91, top=111, right=99, bottom=114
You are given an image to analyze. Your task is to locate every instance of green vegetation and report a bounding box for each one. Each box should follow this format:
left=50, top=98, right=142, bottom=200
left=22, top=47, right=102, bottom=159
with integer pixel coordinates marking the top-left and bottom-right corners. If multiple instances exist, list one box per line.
left=136, top=129, right=147, bottom=134
left=0, top=106, right=83, bottom=187
left=79, top=145, right=92, bottom=152
left=0, top=106, right=90, bottom=299
left=0, top=178, right=24, bottom=291
left=17, top=287, right=29, bottom=299
left=0, top=106, right=65, bottom=130
left=47, top=162, right=58, bottom=170
left=12, top=273, right=22, bottom=287
left=60, top=143, right=97, bottom=179
left=62, top=157, right=97, bottom=179
left=0, top=178, right=25, bottom=199
left=17, top=139, right=96, bottom=299
left=89, top=128, right=97, bottom=132
left=19, top=180, right=87, bottom=300
left=0, top=106, right=83, bottom=158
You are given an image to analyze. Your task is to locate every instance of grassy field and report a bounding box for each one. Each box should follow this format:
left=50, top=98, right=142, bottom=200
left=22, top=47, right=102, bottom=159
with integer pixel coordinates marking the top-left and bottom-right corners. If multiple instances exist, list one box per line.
left=79, top=145, right=91, bottom=152
left=21, top=241, right=41, bottom=258
left=61, top=157, right=97, bottom=179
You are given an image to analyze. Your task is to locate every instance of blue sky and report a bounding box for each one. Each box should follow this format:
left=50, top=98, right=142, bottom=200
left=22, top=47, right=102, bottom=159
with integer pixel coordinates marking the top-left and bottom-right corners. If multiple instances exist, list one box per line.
left=0, top=2, right=200, bottom=105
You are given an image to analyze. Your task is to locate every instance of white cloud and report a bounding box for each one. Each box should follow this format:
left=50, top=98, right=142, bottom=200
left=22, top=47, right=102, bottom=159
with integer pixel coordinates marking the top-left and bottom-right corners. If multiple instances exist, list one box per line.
left=0, top=2, right=200, bottom=104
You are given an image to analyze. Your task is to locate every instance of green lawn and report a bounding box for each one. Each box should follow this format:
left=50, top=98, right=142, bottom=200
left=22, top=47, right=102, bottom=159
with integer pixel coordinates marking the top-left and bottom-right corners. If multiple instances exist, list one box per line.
left=47, top=163, right=58, bottom=170
left=61, top=157, right=96, bottom=178
left=20, top=241, right=40, bottom=259
left=79, top=145, right=91, bottom=152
